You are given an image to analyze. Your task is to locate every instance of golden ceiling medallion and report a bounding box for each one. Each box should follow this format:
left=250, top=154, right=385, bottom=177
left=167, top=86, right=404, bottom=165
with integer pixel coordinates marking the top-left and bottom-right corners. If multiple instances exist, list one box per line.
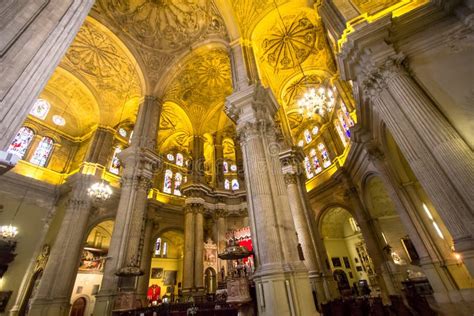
left=97, top=0, right=211, bottom=51
left=261, top=16, right=317, bottom=72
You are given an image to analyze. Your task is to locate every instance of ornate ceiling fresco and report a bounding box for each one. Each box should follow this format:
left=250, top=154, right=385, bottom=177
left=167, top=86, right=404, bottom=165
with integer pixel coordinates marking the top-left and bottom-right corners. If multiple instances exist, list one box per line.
left=59, top=18, right=143, bottom=128
left=158, top=102, right=193, bottom=152
left=163, top=47, right=232, bottom=136
left=40, top=68, right=100, bottom=138
left=320, top=207, right=353, bottom=239
left=252, top=8, right=336, bottom=103
left=92, top=0, right=228, bottom=87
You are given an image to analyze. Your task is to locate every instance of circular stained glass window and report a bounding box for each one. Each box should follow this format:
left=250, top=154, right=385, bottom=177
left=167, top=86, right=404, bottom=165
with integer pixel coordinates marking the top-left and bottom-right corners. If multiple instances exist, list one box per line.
left=118, top=128, right=127, bottom=137
left=52, top=115, right=66, bottom=126
left=230, top=164, right=237, bottom=171
left=167, top=154, right=175, bottom=161
left=297, top=140, right=304, bottom=147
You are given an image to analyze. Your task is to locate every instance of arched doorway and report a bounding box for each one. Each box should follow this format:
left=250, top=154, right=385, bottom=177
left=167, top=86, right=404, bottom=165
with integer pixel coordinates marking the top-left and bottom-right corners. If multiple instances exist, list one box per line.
left=70, top=297, right=86, bottom=316
left=204, top=267, right=217, bottom=294
left=19, top=269, right=43, bottom=316
left=320, top=207, right=376, bottom=297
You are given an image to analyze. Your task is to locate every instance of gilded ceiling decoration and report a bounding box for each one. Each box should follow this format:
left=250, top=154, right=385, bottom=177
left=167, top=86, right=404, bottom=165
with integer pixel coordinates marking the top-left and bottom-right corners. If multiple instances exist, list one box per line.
left=164, top=48, right=232, bottom=133
left=41, top=69, right=100, bottom=137
left=261, top=16, right=318, bottom=72
left=283, top=74, right=325, bottom=107
left=94, top=0, right=227, bottom=52
left=352, top=0, right=401, bottom=15
left=158, top=102, right=193, bottom=152
left=320, top=207, right=352, bottom=238
left=60, top=18, right=142, bottom=126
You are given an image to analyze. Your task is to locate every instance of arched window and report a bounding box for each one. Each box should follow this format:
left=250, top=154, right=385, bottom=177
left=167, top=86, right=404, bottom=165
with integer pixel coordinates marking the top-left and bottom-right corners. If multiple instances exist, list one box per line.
left=174, top=173, right=182, bottom=196
left=318, top=143, right=331, bottom=168
left=167, top=153, right=174, bottom=161
left=312, top=126, right=319, bottom=135
left=338, top=110, right=351, bottom=138
left=30, top=137, right=54, bottom=167
left=304, top=129, right=312, bottom=144
left=163, top=169, right=173, bottom=194
left=162, top=241, right=168, bottom=257
left=231, top=179, right=239, bottom=190
left=309, top=148, right=322, bottom=174
left=223, top=161, right=229, bottom=174
left=224, top=179, right=230, bottom=190
left=7, top=127, right=35, bottom=158
left=304, top=156, right=314, bottom=179
left=335, top=121, right=348, bottom=147
left=176, top=153, right=184, bottom=166
left=30, top=99, right=50, bottom=120
left=155, top=237, right=162, bottom=255
left=341, top=102, right=354, bottom=127
left=109, top=147, right=122, bottom=174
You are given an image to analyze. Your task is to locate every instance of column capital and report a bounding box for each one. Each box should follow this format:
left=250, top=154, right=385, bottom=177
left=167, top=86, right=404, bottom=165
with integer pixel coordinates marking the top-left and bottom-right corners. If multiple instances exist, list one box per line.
left=283, top=173, right=298, bottom=185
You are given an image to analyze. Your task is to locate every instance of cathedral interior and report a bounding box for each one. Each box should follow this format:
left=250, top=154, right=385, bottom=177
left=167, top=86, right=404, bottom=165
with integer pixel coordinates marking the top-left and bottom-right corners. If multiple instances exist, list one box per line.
left=0, top=0, right=473, bottom=315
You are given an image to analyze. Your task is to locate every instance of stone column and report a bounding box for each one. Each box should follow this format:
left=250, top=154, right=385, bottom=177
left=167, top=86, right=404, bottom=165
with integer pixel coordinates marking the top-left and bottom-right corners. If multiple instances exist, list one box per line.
left=366, top=145, right=462, bottom=304
left=0, top=0, right=94, bottom=153
left=360, top=64, right=474, bottom=275
left=226, top=83, right=317, bottom=316
left=136, top=216, right=155, bottom=299
left=93, top=96, right=161, bottom=315
left=216, top=211, right=227, bottom=281
left=338, top=171, right=397, bottom=301
left=28, top=175, right=93, bottom=316
left=182, top=206, right=195, bottom=293
left=279, top=147, right=325, bottom=304
left=194, top=207, right=204, bottom=291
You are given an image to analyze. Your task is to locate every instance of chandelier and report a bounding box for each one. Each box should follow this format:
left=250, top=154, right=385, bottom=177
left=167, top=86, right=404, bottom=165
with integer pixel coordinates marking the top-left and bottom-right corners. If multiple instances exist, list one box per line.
left=297, top=85, right=336, bottom=118
left=87, top=181, right=113, bottom=201
left=1, top=224, right=18, bottom=242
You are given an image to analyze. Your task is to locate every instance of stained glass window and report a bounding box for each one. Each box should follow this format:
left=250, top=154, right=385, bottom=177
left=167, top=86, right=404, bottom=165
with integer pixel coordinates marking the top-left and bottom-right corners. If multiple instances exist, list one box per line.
left=341, top=102, right=354, bottom=127
left=224, top=179, right=230, bottom=190
left=309, top=148, right=322, bottom=174
left=30, top=137, right=54, bottom=167
left=176, top=153, right=184, bottom=166
left=162, top=241, right=168, bottom=257
left=128, top=131, right=134, bottom=144
left=335, top=123, right=348, bottom=147
left=109, top=147, right=122, bottom=174
left=231, top=179, right=239, bottom=190
left=304, top=129, right=312, bottom=144
left=30, top=99, right=50, bottom=120
left=118, top=128, right=127, bottom=137
left=297, top=140, right=304, bottom=147
left=174, top=173, right=182, bottom=196
left=155, top=238, right=162, bottom=255
left=312, top=126, right=319, bottom=135
left=163, top=170, right=173, bottom=194
left=230, top=164, right=237, bottom=172
left=304, top=157, right=314, bottom=179
left=167, top=153, right=174, bottom=161
left=223, top=161, right=229, bottom=174
left=318, top=143, right=331, bottom=168
left=7, top=127, right=35, bottom=158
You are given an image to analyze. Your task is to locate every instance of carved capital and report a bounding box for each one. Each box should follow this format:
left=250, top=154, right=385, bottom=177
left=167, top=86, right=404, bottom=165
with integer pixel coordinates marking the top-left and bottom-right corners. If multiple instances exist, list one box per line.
left=284, top=173, right=298, bottom=185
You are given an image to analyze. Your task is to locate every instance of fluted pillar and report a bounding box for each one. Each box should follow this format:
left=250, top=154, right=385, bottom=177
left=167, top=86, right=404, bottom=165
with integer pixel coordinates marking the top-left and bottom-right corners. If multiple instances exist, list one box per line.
left=94, top=96, right=161, bottom=315
left=182, top=206, right=195, bottom=293
left=338, top=171, right=397, bottom=302
left=366, top=145, right=462, bottom=303
left=226, top=83, right=317, bottom=316
left=28, top=176, right=93, bottom=316
left=194, top=208, right=204, bottom=291
left=136, top=216, right=155, bottom=299
left=280, top=147, right=325, bottom=304
left=0, top=0, right=94, bottom=152
left=216, top=211, right=227, bottom=281
left=360, top=63, right=474, bottom=275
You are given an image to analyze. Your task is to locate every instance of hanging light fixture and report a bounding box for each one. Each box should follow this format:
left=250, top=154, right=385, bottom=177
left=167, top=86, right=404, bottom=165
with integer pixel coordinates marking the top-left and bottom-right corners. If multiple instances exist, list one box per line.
left=1, top=224, right=18, bottom=242
left=297, top=83, right=337, bottom=118
left=87, top=181, right=113, bottom=201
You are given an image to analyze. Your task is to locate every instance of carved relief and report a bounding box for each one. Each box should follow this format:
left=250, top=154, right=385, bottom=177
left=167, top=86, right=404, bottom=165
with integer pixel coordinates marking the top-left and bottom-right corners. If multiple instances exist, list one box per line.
left=95, top=0, right=227, bottom=52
